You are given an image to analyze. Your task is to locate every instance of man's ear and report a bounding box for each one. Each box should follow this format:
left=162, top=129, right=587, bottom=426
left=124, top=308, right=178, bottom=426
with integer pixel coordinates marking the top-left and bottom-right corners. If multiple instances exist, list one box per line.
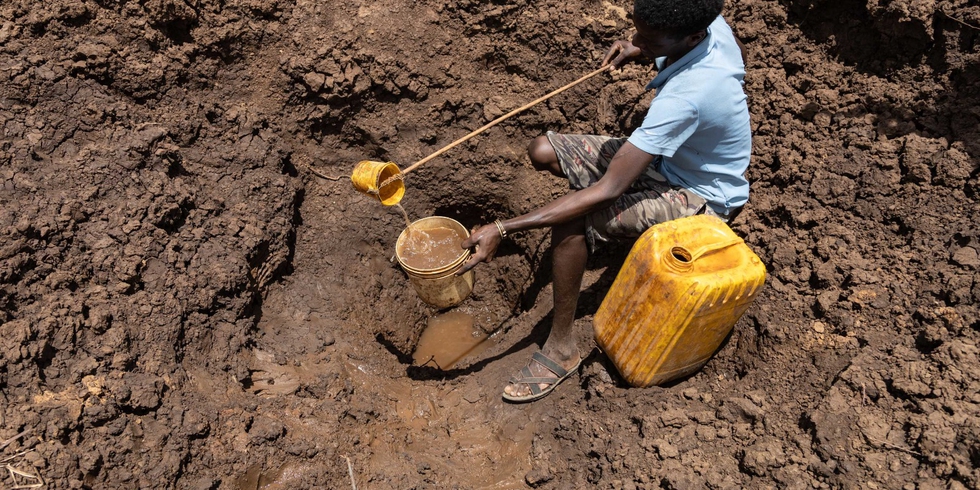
left=687, top=30, right=707, bottom=46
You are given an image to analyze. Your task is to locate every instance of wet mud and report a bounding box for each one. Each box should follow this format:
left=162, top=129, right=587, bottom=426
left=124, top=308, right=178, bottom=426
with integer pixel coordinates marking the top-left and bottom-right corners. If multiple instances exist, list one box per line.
left=1, top=0, right=978, bottom=488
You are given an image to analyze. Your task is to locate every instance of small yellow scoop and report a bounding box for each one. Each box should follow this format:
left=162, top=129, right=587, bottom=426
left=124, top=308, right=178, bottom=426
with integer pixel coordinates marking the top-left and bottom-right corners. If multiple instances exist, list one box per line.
left=350, top=65, right=612, bottom=206
left=350, top=160, right=405, bottom=207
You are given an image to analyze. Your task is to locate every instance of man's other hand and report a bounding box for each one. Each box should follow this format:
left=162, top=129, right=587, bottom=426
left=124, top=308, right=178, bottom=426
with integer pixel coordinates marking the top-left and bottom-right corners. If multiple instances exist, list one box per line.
left=603, top=40, right=642, bottom=69
left=456, top=223, right=502, bottom=275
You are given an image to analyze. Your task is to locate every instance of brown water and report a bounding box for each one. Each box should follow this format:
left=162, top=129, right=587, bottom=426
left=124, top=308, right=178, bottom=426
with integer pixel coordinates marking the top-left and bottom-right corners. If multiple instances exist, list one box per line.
left=412, top=311, right=490, bottom=369
left=391, top=207, right=467, bottom=270
left=398, top=226, right=466, bottom=270
left=392, top=203, right=413, bottom=229
left=393, top=204, right=431, bottom=252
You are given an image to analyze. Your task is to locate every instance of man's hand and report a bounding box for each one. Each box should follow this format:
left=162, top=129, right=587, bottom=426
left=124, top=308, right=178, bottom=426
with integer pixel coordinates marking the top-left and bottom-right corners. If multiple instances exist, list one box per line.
left=603, top=40, right=642, bottom=69
left=456, top=224, right=503, bottom=275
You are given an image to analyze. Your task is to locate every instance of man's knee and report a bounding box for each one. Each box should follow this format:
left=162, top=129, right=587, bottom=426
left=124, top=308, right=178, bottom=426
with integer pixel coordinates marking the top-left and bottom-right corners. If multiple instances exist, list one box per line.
left=528, top=135, right=559, bottom=173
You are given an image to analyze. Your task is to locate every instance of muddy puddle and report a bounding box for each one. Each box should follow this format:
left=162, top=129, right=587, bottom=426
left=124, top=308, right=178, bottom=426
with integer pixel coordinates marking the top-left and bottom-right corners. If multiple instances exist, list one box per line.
left=412, top=311, right=492, bottom=369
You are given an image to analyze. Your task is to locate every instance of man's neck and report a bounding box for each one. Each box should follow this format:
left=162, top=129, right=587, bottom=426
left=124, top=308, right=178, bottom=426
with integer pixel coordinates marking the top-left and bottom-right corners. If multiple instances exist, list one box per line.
left=662, top=35, right=707, bottom=70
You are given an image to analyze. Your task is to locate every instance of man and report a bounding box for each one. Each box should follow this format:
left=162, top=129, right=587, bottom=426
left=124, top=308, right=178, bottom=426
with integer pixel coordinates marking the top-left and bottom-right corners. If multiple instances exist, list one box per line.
left=457, top=0, right=751, bottom=402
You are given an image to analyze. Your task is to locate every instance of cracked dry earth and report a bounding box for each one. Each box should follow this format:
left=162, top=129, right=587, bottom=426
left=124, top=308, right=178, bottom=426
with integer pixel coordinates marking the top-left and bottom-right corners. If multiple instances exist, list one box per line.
left=0, top=0, right=979, bottom=488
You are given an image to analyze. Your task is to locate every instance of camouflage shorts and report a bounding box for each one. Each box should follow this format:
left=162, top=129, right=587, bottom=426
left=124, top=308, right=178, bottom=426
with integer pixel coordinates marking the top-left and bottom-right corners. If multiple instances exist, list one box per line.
left=546, top=131, right=720, bottom=250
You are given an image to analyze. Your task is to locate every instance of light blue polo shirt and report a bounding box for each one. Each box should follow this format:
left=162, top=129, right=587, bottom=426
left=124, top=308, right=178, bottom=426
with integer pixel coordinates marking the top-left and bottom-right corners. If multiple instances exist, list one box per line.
left=626, top=15, right=752, bottom=215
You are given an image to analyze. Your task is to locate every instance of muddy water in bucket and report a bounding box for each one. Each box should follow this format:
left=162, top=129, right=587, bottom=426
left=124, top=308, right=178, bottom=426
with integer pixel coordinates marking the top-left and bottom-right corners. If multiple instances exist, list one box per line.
left=395, top=216, right=475, bottom=309
left=399, top=226, right=467, bottom=269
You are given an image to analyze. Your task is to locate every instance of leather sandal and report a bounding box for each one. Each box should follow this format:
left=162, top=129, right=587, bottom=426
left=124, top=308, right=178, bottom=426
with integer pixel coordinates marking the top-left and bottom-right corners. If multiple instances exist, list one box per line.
left=502, top=351, right=582, bottom=403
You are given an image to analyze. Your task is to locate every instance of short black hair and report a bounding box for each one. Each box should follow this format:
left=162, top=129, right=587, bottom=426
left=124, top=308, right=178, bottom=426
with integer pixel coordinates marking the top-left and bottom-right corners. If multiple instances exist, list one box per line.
left=633, top=0, right=724, bottom=38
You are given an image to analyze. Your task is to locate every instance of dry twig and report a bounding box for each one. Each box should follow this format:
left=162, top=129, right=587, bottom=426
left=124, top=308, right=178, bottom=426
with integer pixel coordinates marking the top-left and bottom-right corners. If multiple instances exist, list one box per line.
left=0, top=429, right=30, bottom=451
left=6, top=463, right=45, bottom=489
left=2, top=450, right=45, bottom=490
left=306, top=164, right=343, bottom=181
left=343, top=455, right=357, bottom=490
left=864, top=435, right=924, bottom=457
left=0, top=450, right=29, bottom=465
left=417, top=355, right=443, bottom=370
left=941, top=8, right=980, bottom=31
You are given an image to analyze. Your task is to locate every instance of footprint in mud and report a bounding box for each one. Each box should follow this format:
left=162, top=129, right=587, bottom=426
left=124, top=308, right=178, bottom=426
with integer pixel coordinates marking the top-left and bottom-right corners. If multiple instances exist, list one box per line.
left=244, top=350, right=302, bottom=396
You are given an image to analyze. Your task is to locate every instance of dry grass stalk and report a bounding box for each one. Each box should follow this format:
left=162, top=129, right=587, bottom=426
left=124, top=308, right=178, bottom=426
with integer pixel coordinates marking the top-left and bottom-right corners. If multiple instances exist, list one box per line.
left=4, top=460, right=45, bottom=489
left=343, top=455, right=357, bottom=490
left=0, top=430, right=30, bottom=451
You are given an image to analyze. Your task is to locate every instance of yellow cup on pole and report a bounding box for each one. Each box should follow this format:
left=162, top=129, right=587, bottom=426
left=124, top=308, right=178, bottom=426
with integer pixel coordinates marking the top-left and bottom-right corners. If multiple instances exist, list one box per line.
left=350, top=160, right=405, bottom=206
left=349, top=67, right=612, bottom=206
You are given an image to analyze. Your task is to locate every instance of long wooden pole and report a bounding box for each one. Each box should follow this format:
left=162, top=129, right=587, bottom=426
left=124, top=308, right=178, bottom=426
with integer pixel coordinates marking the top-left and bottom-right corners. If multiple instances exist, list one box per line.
left=400, top=64, right=612, bottom=175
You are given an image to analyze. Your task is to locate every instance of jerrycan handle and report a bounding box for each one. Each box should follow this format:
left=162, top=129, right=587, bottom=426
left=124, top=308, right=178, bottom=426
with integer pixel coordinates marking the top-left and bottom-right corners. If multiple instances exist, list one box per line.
left=664, top=236, right=744, bottom=272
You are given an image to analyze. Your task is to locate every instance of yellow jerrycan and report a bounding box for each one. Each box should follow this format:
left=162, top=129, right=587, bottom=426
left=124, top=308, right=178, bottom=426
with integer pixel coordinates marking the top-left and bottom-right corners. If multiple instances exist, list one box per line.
left=593, top=215, right=766, bottom=387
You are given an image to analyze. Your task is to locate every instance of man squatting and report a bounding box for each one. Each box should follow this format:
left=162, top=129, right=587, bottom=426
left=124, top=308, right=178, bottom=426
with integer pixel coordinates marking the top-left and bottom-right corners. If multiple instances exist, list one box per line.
left=457, top=0, right=751, bottom=403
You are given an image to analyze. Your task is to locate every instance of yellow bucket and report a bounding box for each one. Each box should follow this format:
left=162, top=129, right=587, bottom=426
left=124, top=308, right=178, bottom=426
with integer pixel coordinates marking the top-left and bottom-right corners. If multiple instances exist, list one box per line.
left=351, top=160, right=405, bottom=206
left=395, top=216, right=475, bottom=309
left=593, top=215, right=766, bottom=387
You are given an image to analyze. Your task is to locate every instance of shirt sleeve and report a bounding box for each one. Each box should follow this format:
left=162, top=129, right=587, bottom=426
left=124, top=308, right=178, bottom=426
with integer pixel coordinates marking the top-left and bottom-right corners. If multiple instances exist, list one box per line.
left=627, top=95, right=699, bottom=158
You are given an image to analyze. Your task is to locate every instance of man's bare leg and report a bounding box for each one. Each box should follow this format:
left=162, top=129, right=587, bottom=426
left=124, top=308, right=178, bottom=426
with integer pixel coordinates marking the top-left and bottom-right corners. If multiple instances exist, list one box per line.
left=503, top=217, right=587, bottom=398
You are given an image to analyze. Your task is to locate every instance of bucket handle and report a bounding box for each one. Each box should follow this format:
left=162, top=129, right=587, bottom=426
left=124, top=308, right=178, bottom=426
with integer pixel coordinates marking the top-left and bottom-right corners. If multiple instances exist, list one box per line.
left=665, top=236, right=744, bottom=271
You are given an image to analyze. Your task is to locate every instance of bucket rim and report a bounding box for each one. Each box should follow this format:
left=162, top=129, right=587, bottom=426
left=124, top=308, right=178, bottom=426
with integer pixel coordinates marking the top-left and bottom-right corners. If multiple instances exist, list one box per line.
left=395, top=216, right=471, bottom=274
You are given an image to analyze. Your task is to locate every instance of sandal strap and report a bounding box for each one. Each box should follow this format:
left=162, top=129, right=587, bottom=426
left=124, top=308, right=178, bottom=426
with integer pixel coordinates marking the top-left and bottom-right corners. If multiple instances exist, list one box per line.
left=507, top=352, right=576, bottom=395
left=509, top=369, right=563, bottom=388
left=531, top=351, right=569, bottom=378
left=515, top=377, right=565, bottom=384
left=521, top=367, right=543, bottom=395
left=509, top=366, right=540, bottom=384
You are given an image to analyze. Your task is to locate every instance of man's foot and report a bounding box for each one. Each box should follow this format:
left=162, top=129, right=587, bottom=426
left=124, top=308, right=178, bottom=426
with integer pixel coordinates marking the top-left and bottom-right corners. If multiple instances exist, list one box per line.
left=502, top=351, right=582, bottom=403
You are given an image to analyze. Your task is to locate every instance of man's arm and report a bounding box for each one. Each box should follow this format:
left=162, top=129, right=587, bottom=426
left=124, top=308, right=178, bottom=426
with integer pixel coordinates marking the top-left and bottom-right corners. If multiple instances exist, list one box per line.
left=505, top=143, right=654, bottom=230
left=458, top=143, right=657, bottom=273
left=735, top=36, right=747, bottom=67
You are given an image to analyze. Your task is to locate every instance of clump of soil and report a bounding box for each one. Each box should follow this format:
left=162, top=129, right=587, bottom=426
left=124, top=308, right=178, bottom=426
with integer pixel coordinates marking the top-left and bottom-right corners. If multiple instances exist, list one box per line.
left=1, top=0, right=978, bottom=488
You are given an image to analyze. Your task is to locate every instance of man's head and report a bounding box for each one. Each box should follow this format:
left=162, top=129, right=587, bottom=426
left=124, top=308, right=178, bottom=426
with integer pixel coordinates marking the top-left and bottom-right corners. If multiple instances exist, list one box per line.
left=633, top=0, right=724, bottom=39
left=630, top=0, right=723, bottom=61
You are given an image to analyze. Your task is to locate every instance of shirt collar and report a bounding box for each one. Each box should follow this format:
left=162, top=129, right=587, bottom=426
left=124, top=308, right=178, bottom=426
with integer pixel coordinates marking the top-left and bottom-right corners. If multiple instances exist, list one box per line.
left=645, top=26, right=713, bottom=90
